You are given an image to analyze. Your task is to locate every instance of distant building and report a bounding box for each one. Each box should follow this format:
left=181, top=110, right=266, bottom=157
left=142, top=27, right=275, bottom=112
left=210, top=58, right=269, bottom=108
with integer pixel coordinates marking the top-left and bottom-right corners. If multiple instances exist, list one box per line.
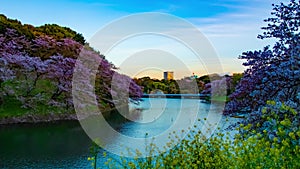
left=191, top=72, right=198, bottom=79
left=163, top=71, right=174, bottom=80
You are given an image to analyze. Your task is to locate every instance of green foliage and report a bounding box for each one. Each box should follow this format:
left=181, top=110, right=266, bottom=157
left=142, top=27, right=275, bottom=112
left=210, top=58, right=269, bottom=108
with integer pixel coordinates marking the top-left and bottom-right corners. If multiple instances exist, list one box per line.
left=0, top=78, right=72, bottom=118
left=240, top=101, right=300, bottom=144
left=36, top=24, right=85, bottom=44
left=134, top=77, right=200, bottom=94
left=1, top=14, right=142, bottom=121
left=0, top=14, right=34, bottom=39
left=232, top=73, right=243, bottom=86
left=88, top=139, right=103, bottom=169
left=0, top=14, right=85, bottom=44
left=227, top=73, right=243, bottom=95
left=134, top=74, right=242, bottom=95
left=0, top=96, right=28, bottom=118
left=134, top=77, right=170, bottom=94
left=91, top=103, right=299, bottom=168
left=209, top=95, right=228, bottom=102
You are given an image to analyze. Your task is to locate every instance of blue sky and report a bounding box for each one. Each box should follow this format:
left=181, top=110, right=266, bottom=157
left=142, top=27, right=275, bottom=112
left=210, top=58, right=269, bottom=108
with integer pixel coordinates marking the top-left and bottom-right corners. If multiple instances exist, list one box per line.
left=0, top=0, right=286, bottom=78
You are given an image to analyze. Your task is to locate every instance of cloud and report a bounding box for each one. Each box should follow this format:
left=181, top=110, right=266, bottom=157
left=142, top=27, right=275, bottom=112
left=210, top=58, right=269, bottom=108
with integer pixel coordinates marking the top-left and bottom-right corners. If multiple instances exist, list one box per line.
left=188, top=10, right=267, bottom=38
left=153, top=4, right=181, bottom=14
left=182, top=1, right=279, bottom=71
left=187, top=0, right=288, bottom=38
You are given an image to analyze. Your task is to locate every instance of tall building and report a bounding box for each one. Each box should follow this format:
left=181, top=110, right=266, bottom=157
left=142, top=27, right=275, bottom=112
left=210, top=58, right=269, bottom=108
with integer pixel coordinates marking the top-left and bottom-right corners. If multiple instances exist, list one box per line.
left=163, top=71, right=174, bottom=80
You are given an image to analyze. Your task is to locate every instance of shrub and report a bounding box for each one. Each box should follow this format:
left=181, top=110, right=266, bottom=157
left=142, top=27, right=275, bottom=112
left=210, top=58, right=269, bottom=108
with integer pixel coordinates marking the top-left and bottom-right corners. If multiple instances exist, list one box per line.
left=90, top=103, right=300, bottom=168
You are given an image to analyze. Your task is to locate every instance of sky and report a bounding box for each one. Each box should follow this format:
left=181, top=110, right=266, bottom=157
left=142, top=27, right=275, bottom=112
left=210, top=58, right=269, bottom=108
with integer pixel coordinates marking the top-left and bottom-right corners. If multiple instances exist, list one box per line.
left=0, top=0, right=287, bottom=79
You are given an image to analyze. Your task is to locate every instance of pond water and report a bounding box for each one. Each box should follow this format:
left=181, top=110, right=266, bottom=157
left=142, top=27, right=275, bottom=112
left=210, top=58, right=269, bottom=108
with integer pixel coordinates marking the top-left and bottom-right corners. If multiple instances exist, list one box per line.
left=0, top=98, right=238, bottom=168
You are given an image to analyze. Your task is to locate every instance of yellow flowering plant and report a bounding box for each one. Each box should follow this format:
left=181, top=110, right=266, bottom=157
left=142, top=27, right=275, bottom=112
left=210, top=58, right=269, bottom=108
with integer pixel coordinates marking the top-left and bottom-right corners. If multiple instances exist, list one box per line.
left=90, top=102, right=299, bottom=168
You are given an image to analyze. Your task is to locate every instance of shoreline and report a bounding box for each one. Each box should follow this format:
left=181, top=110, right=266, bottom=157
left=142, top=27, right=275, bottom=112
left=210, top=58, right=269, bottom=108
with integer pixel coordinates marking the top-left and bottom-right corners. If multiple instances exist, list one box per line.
left=0, top=104, right=130, bottom=126
left=0, top=113, right=78, bottom=126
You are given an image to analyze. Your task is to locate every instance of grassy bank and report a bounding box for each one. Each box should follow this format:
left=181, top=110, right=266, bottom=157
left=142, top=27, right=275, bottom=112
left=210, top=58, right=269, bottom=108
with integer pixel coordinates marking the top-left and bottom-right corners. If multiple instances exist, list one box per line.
left=0, top=95, right=131, bottom=125
left=203, top=95, right=228, bottom=102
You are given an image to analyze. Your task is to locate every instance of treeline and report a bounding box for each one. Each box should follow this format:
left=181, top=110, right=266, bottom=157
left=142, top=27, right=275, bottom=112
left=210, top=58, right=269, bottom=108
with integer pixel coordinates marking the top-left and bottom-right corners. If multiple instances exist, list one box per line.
left=0, top=14, right=85, bottom=44
left=133, top=73, right=243, bottom=96
left=0, top=14, right=142, bottom=119
left=0, top=14, right=87, bottom=59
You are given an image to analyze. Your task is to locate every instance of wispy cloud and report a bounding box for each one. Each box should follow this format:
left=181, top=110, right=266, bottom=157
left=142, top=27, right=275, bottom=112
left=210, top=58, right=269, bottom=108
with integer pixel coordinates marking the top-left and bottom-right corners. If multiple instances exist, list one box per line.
left=154, top=4, right=180, bottom=13
left=183, top=1, right=279, bottom=65
left=187, top=5, right=269, bottom=38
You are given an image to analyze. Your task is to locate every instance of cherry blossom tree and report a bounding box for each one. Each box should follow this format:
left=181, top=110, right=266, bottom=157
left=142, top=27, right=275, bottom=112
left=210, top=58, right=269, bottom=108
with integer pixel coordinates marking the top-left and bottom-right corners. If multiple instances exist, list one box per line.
left=225, top=0, right=300, bottom=117
left=201, top=76, right=232, bottom=96
left=0, top=25, right=142, bottom=113
left=0, top=54, right=48, bottom=108
left=0, top=28, right=30, bottom=56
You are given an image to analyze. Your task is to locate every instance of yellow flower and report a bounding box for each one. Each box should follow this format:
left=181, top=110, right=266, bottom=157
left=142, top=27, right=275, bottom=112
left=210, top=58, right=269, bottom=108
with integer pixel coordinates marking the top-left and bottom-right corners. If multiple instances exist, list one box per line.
left=288, top=132, right=296, bottom=140
left=262, top=107, right=267, bottom=114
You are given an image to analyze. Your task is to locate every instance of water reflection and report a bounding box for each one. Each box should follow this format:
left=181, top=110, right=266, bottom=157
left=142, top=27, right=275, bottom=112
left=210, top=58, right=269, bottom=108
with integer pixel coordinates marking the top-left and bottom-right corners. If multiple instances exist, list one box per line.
left=0, top=98, right=234, bottom=168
